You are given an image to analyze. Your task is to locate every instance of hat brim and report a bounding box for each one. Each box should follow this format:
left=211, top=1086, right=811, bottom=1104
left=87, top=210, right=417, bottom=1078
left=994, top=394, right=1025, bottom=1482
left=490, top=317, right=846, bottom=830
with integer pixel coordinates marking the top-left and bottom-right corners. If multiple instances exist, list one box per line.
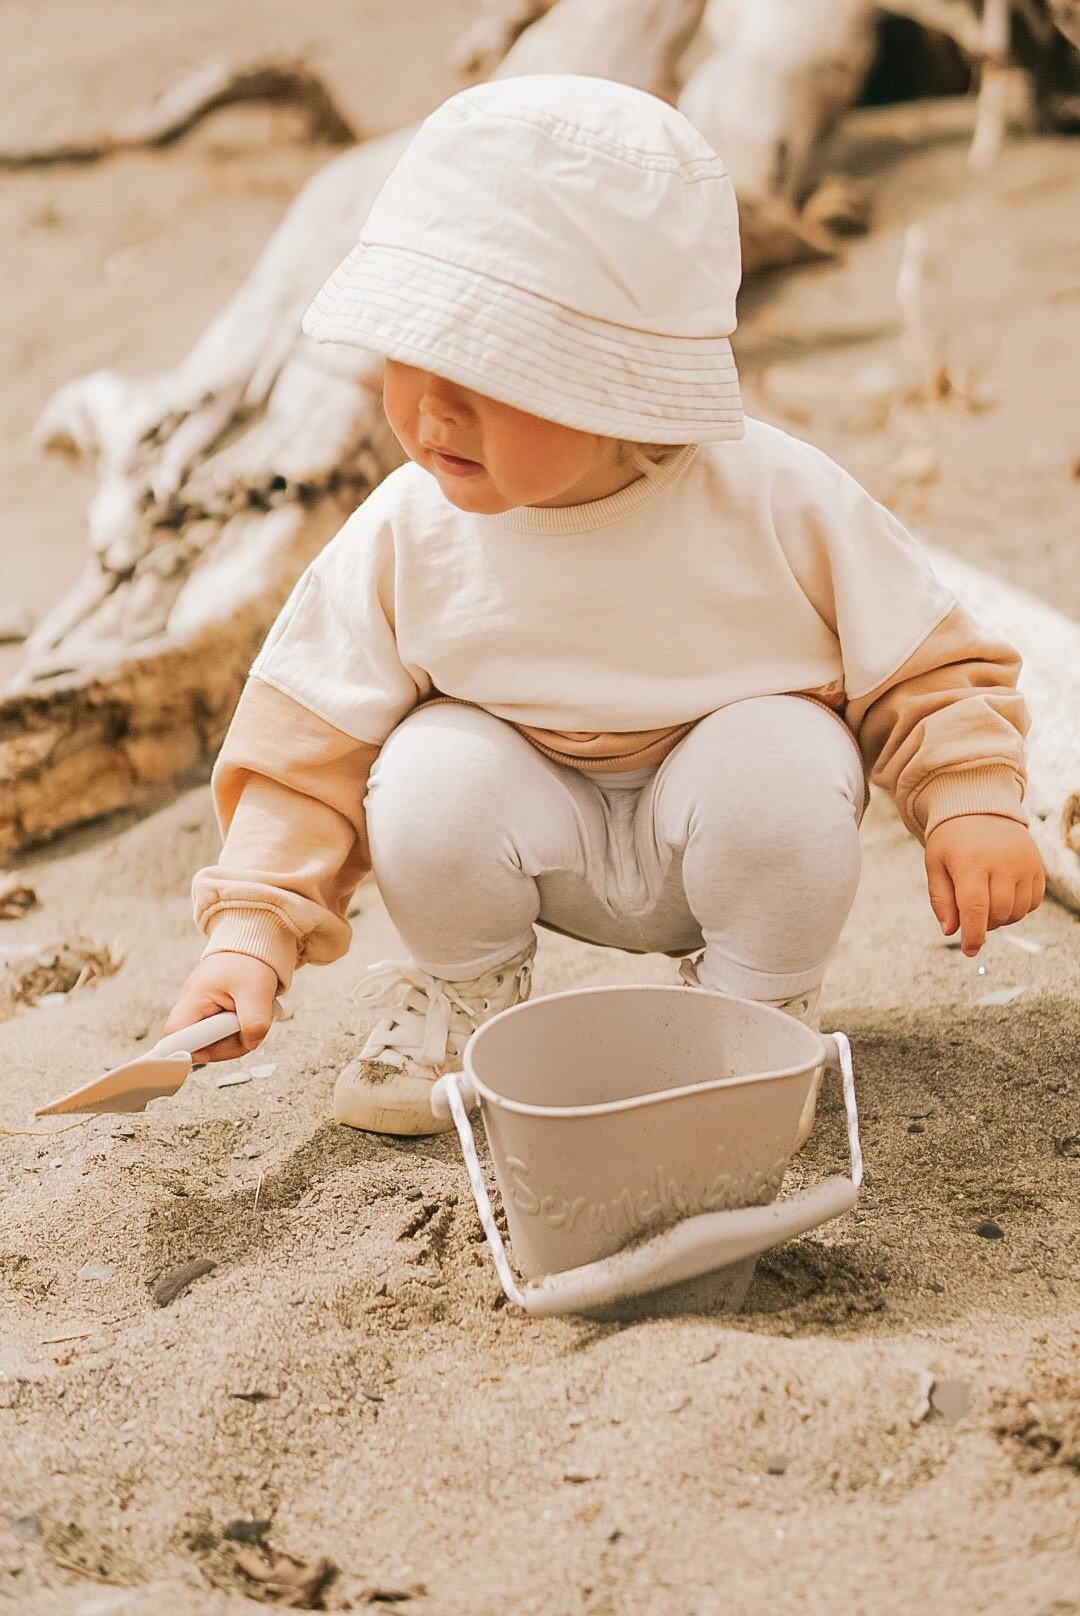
left=302, top=242, right=744, bottom=445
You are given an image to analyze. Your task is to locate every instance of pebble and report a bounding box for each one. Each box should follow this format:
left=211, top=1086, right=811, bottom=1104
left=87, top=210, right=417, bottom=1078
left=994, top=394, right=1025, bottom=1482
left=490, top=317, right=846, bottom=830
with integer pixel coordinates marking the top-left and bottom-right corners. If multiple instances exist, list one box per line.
left=77, top=1262, right=114, bottom=1283
left=976, top=1219, right=1005, bottom=1239
left=217, top=1071, right=251, bottom=1089
left=975, top=986, right=1026, bottom=1008
left=929, top=1378, right=970, bottom=1425
left=765, top=1453, right=789, bottom=1475
left=249, top=1063, right=276, bottom=1079
left=234, top=1144, right=261, bottom=1159
left=111, top=1122, right=136, bottom=1140
left=564, top=1468, right=600, bottom=1484
left=152, top=1257, right=216, bottom=1307
left=360, top=1385, right=384, bottom=1402
left=4, top=1512, right=42, bottom=1540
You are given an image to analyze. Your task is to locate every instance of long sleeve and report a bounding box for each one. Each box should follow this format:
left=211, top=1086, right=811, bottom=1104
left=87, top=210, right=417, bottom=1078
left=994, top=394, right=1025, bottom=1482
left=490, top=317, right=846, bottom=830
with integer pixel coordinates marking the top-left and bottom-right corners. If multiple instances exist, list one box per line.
left=844, top=602, right=1030, bottom=841
left=191, top=478, right=429, bottom=988
left=193, top=678, right=382, bottom=989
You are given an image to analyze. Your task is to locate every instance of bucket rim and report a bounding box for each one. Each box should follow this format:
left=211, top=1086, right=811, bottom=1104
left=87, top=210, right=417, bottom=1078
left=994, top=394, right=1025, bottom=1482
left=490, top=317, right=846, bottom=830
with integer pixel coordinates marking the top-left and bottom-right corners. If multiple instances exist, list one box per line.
left=462, top=982, right=827, bottom=1121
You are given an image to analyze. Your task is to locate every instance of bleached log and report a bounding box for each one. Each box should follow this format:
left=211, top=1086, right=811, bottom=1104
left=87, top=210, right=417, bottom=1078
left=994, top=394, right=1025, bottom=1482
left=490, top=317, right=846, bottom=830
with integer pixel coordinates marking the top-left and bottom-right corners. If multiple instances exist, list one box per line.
left=678, top=0, right=877, bottom=206
left=451, top=0, right=560, bottom=79
left=0, top=55, right=357, bottom=170
left=926, top=547, right=1080, bottom=912
left=486, top=0, right=707, bottom=102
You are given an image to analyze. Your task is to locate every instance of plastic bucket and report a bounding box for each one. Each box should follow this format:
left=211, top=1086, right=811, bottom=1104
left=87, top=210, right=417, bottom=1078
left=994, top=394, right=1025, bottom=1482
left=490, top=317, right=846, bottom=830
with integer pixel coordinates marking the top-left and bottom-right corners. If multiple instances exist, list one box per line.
left=431, top=984, right=862, bottom=1318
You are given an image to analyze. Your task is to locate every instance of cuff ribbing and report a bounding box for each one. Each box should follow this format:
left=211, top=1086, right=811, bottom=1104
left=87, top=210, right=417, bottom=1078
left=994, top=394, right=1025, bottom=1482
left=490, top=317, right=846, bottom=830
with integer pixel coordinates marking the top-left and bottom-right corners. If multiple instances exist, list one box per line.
left=201, top=907, right=300, bottom=991
left=915, top=765, right=1027, bottom=841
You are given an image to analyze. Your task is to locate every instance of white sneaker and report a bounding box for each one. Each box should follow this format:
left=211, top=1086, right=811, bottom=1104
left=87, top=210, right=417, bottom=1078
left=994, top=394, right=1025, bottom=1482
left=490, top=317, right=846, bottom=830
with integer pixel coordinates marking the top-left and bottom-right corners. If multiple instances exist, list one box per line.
left=334, top=941, right=536, bottom=1135
left=678, top=953, right=823, bottom=1149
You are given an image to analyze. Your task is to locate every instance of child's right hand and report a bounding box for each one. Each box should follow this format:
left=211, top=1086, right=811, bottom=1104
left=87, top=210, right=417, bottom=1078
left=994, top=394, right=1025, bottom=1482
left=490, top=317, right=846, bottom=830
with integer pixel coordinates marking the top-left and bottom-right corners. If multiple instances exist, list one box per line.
left=164, top=952, right=280, bottom=1062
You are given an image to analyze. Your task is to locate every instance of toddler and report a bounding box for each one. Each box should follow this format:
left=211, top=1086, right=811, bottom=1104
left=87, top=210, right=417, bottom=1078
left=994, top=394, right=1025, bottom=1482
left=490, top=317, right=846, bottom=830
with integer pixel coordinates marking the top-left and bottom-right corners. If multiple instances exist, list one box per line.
left=166, top=75, right=1044, bottom=1138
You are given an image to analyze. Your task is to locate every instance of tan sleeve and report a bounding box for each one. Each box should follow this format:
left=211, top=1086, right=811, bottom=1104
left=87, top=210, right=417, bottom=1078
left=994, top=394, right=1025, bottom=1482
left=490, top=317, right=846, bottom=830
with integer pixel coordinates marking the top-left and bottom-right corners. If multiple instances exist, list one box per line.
left=844, top=602, right=1030, bottom=842
left=192, top=677, right=381, bottom=990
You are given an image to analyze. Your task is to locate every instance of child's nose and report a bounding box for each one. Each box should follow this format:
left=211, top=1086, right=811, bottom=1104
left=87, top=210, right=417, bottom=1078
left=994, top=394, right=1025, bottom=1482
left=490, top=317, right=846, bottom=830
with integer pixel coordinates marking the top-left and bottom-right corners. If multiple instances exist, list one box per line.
left=420, top=372, right=473, bottom=420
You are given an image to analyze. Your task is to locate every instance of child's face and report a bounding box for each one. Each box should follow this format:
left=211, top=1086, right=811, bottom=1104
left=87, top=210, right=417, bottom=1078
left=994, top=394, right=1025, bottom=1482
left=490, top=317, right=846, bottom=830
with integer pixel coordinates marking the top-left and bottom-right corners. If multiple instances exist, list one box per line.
left=382, top=360, right=641, bottom=514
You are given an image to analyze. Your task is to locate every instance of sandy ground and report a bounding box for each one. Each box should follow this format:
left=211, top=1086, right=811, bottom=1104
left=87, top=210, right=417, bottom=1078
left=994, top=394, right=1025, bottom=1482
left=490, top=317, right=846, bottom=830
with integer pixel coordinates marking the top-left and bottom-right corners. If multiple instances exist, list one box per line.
left=1, top=6, right=1078, bottom=1614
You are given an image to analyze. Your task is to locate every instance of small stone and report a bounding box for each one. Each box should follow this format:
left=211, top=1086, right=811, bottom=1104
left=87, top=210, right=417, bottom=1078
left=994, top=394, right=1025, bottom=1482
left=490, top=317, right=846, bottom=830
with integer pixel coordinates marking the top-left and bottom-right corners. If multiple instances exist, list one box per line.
left=976, top=1219, right=1004, bottom=1240
left=907, top=1123, right=925, bottom=1134
left=360, top=1385, right=384, bottom=1402
left=249, top=1063, right=276, bottom=1079
left=152, top=1257, right=216, bottom=1306
left=765, top=1453, right=789, bottom=1475
left=564, top=1468, right=600, bottom=1483
left=111, top=1122, right=136, bottom=1140
left=234, top=1144, right=261, bottom=1159
left=35, top=992, right=68, bottom=1009
left=975, top=986, right=1026, bottom=1008
left=1054, top=1135, right=1080, bottom=1159
left=929, top=1378, right=970, bottom=1425
left=77, top=1261, right=114, bottom=1283
left=217, top=1071, right=251, bottom=1089
left=4, top=1512, right=42, bottom=1540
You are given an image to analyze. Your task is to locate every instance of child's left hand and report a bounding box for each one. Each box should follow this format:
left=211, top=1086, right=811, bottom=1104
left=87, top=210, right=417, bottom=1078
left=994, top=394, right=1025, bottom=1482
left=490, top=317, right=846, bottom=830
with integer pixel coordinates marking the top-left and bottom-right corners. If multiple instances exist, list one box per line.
left=924, top=814, right=1046, bottom=958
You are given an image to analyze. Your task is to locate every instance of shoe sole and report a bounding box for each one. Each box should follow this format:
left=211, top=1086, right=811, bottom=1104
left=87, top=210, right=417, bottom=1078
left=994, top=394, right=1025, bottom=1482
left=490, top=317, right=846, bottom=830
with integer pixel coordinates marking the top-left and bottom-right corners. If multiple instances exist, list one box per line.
left=332, top=1066, right=455, bottom=1136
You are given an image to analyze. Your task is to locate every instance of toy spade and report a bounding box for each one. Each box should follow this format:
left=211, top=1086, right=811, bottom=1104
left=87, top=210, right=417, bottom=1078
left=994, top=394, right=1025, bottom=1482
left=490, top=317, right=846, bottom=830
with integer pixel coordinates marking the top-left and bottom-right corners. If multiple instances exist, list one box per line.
left=36, top=1010, right=249, bottom=1116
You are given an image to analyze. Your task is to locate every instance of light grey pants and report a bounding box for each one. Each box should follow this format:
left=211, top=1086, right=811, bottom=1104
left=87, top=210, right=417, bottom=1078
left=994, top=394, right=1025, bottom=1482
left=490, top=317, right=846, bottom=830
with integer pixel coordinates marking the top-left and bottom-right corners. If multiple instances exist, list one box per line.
left=364, top=696, right=866, bottom=1001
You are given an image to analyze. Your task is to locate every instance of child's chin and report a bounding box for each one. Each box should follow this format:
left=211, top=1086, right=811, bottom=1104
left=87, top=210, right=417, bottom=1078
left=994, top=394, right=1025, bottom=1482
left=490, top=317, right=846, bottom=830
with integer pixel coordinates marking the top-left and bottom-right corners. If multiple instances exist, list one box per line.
left=435, top=477, right=510, bottom=515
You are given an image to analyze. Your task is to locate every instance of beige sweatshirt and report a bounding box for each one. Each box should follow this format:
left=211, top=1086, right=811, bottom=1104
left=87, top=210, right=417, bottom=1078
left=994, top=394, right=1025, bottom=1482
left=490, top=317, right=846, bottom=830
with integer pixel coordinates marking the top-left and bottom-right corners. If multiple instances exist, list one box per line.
left=194, top=420, right=1030, bottom=988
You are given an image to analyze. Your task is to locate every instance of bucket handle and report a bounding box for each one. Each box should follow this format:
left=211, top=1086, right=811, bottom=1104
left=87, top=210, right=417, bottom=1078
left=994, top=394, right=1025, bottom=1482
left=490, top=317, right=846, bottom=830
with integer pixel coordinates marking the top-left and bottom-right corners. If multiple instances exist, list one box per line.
left=433, top=1031, right=862, bottom=1319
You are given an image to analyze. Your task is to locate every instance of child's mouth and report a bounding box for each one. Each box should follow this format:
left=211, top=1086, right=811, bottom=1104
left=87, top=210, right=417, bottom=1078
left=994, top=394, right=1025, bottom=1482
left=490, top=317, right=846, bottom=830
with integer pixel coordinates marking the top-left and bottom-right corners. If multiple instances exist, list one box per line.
left=431, top=449, right=484, bottom=477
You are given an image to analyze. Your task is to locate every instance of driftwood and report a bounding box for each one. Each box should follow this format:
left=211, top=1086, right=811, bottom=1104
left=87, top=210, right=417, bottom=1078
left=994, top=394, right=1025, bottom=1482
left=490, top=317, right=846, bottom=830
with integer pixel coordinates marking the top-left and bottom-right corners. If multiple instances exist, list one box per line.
left=926, top=549, right=1080, bottom=910
left=0, top=54, right=358, bottom=170
left=679, top=0, right=877, bottom=205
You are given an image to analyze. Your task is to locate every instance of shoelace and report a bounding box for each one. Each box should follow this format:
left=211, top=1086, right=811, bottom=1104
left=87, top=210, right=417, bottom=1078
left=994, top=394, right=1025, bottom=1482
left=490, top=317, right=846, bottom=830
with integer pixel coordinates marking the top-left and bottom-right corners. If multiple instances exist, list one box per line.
left=353, top=953, right=533, bottom=1071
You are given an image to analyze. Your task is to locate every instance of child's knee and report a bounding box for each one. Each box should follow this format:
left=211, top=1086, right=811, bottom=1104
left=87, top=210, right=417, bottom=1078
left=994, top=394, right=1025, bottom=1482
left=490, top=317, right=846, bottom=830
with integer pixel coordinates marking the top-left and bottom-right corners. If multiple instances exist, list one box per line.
left=365, top=705, right=530, bottom=867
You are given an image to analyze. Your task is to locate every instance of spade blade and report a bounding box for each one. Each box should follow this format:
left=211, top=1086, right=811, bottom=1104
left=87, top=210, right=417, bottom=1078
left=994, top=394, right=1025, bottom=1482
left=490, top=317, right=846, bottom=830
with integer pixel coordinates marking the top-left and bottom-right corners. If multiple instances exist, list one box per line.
left=35, top=1052, right=194, bottom=1116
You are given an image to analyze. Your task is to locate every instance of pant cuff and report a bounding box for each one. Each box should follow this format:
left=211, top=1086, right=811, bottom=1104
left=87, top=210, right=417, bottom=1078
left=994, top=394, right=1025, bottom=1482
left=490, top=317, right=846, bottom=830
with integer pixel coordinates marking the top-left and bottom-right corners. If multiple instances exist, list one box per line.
left=695, top=946, right=831, bottom=1000
left=408, top=931, right=537, bottom=983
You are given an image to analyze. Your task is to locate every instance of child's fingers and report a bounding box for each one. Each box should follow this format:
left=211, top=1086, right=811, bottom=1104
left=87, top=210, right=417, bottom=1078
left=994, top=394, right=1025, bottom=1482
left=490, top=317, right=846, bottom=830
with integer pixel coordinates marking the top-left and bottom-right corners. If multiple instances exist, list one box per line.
left=192, top=1032, right=251, bottom=1064
left=953, top=869, right=990, bottom=956
left=925, top=853, right=959, bottom=936
left=163, top=993, right=233, bottom=1037
left=987, top=872, right=1020, bottom=932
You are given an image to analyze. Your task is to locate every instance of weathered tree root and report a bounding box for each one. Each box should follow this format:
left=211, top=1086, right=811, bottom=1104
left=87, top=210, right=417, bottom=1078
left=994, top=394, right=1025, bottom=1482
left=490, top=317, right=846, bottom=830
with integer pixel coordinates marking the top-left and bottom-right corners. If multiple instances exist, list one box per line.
left=0, top=54, right=358, bottom=170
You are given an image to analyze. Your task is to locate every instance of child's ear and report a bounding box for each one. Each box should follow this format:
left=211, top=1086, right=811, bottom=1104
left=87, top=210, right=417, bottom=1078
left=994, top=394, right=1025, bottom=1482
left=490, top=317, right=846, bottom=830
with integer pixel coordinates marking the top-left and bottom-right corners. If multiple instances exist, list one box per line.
left=359, top=354, right=386, bottom=397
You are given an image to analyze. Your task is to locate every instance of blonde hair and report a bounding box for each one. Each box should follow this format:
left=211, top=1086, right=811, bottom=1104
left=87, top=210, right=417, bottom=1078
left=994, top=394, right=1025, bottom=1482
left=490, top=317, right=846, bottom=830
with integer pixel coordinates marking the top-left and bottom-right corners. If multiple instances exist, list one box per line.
left=615, top=439, right=689, bottom=477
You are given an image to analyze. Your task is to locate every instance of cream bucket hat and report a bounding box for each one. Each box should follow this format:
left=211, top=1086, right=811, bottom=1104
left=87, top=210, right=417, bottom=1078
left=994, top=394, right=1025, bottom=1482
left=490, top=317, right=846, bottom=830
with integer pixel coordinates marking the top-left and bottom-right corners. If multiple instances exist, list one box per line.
left=302, top=73, right=744, bottom=444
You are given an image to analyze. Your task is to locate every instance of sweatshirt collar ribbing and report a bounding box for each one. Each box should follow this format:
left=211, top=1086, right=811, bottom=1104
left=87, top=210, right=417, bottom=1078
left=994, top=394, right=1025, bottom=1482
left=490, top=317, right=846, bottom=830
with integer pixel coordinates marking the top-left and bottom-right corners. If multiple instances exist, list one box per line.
left=488, top=443, right=699, bottom=534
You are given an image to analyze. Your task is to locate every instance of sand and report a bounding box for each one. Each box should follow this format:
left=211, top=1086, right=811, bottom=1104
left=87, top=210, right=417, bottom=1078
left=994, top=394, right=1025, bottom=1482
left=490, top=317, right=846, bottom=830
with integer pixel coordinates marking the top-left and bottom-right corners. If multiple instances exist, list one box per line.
left=1, top=7, right=1078, bottom=1613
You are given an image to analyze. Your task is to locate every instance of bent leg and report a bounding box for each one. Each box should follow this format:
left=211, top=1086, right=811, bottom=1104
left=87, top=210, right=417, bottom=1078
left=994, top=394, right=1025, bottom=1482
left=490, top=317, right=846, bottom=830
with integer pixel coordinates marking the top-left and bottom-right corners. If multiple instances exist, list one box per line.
left=649, top=696, right=865, bottom=998
left=364, top=703, right=597, bottom=978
